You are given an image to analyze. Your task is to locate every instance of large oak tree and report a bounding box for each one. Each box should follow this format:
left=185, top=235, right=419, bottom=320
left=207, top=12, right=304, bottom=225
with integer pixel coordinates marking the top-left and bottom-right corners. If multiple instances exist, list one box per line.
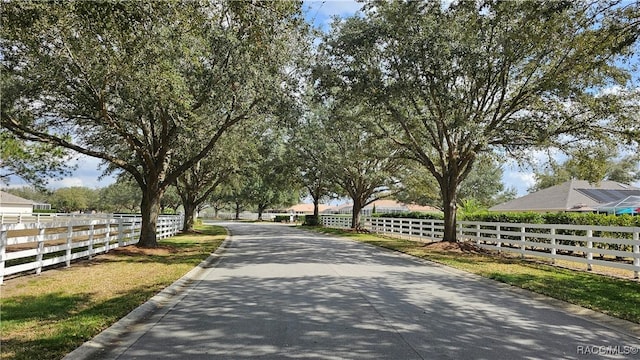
left=319, top=0, right=639, bottom=241
left=1, top=1, right=304, bottom=246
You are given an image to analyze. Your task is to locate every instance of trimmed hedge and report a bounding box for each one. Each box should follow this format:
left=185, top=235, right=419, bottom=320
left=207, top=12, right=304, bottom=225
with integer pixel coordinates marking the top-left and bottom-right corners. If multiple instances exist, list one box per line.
left=274, top=215, right=306, bottom=223
left=371, top=211, right=638, bottom=249
left=460, top=212, right=639, bottom=253
left=374, top=211, right=444, bottom=220
left=303, top=215, right=319, bottom=226
left=462, top=211, right=640, bottom=227
left=274, top=215, right=292, bottom=222
left=372, top=210, right=639, bottom=227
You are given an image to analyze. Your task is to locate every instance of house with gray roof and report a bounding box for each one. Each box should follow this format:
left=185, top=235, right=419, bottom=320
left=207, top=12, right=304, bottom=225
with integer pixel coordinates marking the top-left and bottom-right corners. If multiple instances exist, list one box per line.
left=489, top=179, right=640, bottom=213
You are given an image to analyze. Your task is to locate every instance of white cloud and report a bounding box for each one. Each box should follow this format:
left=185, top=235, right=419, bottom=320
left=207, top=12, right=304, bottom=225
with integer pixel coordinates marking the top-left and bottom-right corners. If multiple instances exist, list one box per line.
left=502, top=170, right=536, bottom=196
left=49, top=177, right=85, bottom=188
left=51, top=155, right=115, bottom=189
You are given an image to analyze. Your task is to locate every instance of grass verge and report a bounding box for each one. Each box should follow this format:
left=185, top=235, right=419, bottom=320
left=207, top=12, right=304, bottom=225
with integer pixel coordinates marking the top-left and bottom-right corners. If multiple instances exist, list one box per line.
left=307, top=226, right=640, bottom=324
left=0, top=225, right=226, bottom=360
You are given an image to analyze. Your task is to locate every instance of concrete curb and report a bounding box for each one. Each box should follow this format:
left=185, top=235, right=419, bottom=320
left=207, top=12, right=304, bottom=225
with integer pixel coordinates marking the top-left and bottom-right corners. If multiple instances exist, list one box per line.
left=63, top=229, right=233, bottom=360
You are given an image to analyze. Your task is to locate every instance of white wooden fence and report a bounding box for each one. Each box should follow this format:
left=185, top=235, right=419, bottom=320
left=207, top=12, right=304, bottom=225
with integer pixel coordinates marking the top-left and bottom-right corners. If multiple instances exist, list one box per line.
left=0, top=214, right=183, bottom=284
left=0, top=212, right=150, bottom=224
left=323, top=215, right=640, bottom=278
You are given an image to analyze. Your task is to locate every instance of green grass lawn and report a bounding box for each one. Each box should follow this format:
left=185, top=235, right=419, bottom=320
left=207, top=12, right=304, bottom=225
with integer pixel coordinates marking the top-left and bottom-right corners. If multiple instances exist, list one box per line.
left=0, top=225, right=226, bottom=360
left=307, top=226, right=640, bottom=324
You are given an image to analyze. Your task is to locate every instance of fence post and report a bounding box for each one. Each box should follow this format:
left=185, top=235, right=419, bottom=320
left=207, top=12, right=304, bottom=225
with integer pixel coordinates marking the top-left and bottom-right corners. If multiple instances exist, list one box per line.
left=19, top=213, right=23, bottom=223
left=550, top=228, right=556, bottom=265
left=66, top=224, right=73, bottom=267
left=496, top=225, right=502, bottom=253
left=586, top=229, right=593, bottom=271
left=430, top=220, right=435, bottom=239
left=520, top=226, right=526, bottom=259
left=0, top=225, right=7, bottom=285
left=129, top=221, right=135, bottom=243
left=476, top=224, right=481, bottom=245
left=105, top=222, right=111, bottom=253
left=36, top=226, right=45, bottom=275
left=633, top=229, right=639, bottom=279
left=88, top=224, right=95, bottom=260
left=117, top=219, right=124, bottom=247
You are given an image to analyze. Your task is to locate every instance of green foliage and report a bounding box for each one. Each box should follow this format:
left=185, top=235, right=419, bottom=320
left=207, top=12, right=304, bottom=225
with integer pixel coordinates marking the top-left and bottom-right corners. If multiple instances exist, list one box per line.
left=0, top=130, right=74, bottom=189
left=229, top=126, right=301, bottom=220
left=460, top=211, right=640, bottom=227
left=274, top=215, right=292, bottom=222
left=1, top=1, right=306, bottom=246
left=318, top=0, right=640, bottom=241
left=303, top=215, right=319, bottom=226
left=529, top=148, right=640, bottom=192
left=309, top=99, right=407, bottom=228
left=397, top=156, right=517, bottom=209
left=49, top=187, right=97, bottom=213
left=374, top=211, right=444, bottom=220
left=286, top=91, right=340, bottom=209
left=97, top=178, right=141, bottom=213
left=458, top=199, right=484, bottom=218
left=461, top=211, right=545, bottom=224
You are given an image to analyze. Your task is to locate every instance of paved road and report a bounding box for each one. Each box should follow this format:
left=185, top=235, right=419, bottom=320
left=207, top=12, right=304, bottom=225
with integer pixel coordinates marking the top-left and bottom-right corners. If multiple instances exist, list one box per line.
left=73, top=222, right=639, bottom=359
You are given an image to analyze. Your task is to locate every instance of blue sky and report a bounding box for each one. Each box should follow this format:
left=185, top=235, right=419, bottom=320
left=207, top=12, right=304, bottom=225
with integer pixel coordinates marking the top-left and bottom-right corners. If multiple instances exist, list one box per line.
left=303, top=0, right=364, bottom=31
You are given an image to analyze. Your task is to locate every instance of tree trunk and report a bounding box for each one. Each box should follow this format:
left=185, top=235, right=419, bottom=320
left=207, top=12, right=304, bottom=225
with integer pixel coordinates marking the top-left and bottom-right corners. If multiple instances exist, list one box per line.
left=234, top=202, right=241, bottom=220
left=313, top=196, right=320, bottom=218
left=306, top=196, right=319, bottom=226
left=138, top=189, right=163, bottom=248
left=182, top=199, right=197, bottom=233
left=351, top=201, right=363, bottom=229
left=257, top=206, right=264, bottom=221
left=441, top=183, right=458, bottom=242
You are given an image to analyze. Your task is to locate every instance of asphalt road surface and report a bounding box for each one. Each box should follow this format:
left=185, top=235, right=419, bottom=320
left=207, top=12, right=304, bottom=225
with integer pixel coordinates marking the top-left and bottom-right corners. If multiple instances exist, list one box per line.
left=71, top=222, right=639, bottom=360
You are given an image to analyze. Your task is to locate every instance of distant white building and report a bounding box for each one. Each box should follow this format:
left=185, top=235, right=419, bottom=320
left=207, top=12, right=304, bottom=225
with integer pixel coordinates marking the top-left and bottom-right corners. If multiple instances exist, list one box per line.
left=285, top=203, right=334, bottom=215
left=0, top=191, right=34, bottom=214
left=333, top=199, right=440, bottom=215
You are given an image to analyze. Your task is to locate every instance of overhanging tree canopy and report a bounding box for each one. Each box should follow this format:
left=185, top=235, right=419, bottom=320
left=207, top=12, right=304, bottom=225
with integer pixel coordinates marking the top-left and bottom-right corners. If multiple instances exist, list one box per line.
left=318, top=0, right=640, bottom=241
left=1, top=1, right=305, bottom=247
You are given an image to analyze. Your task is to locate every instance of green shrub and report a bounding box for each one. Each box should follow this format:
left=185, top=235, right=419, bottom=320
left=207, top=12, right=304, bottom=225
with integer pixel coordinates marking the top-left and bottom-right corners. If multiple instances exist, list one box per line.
left=374, top=211, right=444, bottom=220
left=462, top=212, right=638, bottom=252
left=304, top=215, right=319, bottom=226
left=460, top=211, right=544, bottom=223
left=274, top=215, right=291, bottom=222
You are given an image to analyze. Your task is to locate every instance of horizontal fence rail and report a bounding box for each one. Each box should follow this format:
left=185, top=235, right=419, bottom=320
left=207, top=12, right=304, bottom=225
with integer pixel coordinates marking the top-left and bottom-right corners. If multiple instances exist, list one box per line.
left=0, top=214, right=183, bottom=284
left=322, top=215, right=640, bottom=278
left=0, top=212, right=161, bottom=224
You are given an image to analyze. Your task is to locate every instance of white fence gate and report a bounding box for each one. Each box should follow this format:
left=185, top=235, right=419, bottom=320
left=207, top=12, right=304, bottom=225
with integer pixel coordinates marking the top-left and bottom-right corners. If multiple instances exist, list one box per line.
left=0, top=214, right=183, bottom=284
left=322, top=215, right=640, bottom=278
